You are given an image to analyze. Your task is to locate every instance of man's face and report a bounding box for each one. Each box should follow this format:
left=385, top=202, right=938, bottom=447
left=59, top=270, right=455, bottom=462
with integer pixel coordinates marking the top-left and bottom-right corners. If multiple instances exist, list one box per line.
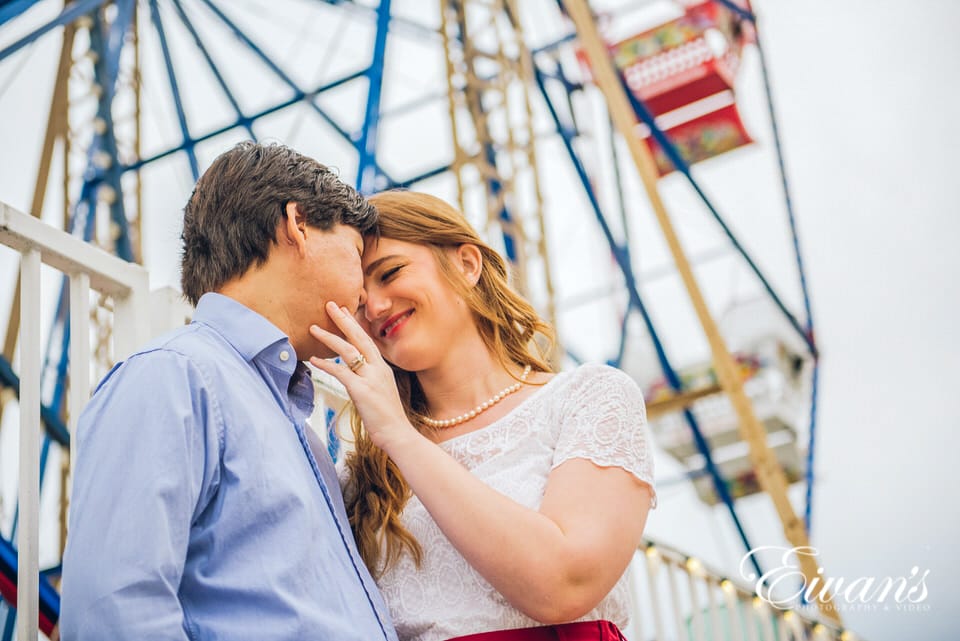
left=298, top=223, right=366, bottom=358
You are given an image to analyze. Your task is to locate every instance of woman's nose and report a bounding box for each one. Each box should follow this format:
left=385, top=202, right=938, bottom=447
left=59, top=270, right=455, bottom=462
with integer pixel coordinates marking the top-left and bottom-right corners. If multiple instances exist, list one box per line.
left=363, top=289, right=389, bottom=322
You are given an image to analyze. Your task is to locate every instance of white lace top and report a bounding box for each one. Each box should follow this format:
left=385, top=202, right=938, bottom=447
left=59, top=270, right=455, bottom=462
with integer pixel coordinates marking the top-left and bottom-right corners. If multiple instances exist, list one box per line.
left=366, top=363, right=657, bottom=641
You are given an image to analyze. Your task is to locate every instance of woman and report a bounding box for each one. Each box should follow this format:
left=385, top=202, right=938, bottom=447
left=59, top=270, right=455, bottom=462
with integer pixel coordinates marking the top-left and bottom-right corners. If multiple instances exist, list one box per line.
left=309, top=191, right=657, bottom=641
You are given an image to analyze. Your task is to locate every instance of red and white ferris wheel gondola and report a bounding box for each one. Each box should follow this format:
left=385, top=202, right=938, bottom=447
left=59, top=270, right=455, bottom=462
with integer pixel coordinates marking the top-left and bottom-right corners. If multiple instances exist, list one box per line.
left=581, top=0, right=756, bottom=175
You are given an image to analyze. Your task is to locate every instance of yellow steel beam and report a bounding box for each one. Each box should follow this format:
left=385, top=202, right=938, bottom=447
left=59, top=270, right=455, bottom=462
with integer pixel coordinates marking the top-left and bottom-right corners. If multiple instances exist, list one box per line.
left=2, top=22, right=76, bottom=363
left=645, top=384, right=723, bottom=420
left=561, top=0, right=841, bottom=624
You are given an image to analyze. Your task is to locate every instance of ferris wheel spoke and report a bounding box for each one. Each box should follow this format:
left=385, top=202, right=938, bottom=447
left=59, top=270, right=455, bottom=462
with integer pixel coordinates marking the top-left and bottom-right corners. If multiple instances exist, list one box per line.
left=169, top=0, right=257, bottom=141
left=148, top=0, right=199, bottom=179
left=0, top=0, right=108, bottom=62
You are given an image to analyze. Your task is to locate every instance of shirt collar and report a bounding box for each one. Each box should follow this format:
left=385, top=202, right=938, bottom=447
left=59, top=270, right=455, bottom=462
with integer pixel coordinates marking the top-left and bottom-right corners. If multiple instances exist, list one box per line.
left=193, top=292, right=290, bottom=361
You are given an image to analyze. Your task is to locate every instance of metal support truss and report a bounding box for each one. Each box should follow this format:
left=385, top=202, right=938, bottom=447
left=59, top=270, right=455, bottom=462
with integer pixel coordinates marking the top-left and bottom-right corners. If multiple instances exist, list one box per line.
left=439, top=0, right=557, bottom=334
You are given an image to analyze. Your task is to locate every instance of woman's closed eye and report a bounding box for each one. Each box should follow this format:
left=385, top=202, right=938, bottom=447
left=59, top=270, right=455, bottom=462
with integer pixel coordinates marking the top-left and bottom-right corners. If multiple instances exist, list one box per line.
left=380, top=265, right=403, bottom=283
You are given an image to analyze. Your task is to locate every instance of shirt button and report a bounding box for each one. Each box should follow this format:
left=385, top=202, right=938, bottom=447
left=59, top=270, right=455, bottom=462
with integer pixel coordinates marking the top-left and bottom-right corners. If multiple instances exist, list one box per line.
left=279, top=350, right=290, bottom=362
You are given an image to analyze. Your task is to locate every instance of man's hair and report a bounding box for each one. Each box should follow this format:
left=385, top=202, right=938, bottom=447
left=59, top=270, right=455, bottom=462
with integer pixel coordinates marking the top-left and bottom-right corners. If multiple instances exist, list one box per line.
left=180, top=141, right=377, bottom=305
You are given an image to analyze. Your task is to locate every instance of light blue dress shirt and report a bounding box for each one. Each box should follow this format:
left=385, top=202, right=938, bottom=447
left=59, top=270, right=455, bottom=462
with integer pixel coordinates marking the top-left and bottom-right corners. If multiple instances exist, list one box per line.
left=61, top=293, right=397, bottom=641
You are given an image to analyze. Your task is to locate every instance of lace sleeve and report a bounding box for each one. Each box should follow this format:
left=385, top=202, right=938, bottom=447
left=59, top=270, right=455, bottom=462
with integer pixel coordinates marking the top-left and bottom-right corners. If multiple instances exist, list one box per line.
left=552, top=364, right=658, bottom=509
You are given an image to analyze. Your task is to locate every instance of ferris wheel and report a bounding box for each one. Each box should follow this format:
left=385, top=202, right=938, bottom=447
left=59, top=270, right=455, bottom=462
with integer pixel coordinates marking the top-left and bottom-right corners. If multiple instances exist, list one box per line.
left=0, top=0, right=832, bottom=636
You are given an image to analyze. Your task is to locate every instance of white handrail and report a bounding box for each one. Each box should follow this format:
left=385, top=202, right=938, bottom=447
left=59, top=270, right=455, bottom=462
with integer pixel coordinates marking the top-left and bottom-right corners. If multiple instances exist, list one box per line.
left=1, top=201, right=149, bottom=639
left=629, top=538, right=860, bottom=641
left=18, top=247, right=40, bottom=640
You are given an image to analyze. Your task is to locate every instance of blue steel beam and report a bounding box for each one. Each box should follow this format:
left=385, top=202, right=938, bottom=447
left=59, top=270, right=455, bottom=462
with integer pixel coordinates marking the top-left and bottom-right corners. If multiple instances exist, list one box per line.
left=110, top=10, right=581, bottom=191
left=8, top=435, right=53, bottom=543
left=45, top=1, right=136, bottom=435
left=379, top=89, right=446, bottom=120
left=0, top=0, right=40, bottom=29
left=564, top=347, right=584, bottom=366
left=611, top=156, right=632, bottom=267
left=617, top=71, right=817, bottom=358
left=531, top=31, right=578, bottom=56
left=46, top=290, right=71, bottom=420
left=718, top=0, right=817, bottom=340
left=149, top=0, right=200, bottom=180
left=33, top=3, right=136, bottom=515
left=22, top=7, right=136, bottom=552
left=55, top=0, right=137, bottom=379
left=198, top=0, right=399, bottom=186
left=355, top=0, right=391, bottom=194
left=122, top=68, right=367, bottom=173
left=199, top=0, right=357, bottom=146
left=716, top=0, right=822, bottom=537
left=394, top=162, right=453, bottom=189
left=714, top=0, right=756, bottom=23
left=385, top=31, right=577, bottom=121
left=4, top=7, right=138, bottom=630
left=0, top=0, right=108, bottom=61
left=577, top=3, right=819, bottom=577
left=614, top=308, right=629, bottom=366
left=314, top=0, right=437, bottom=41
left=170, top=0, right=256, bottom=141
left=99, top=1, right=137, bottom=261
left=804, top=362, right=820, bottom=534
left=734, top=3, right=820, bottom=536
left=0, top=356, right=70, bottom=446
left=0, top=535, right=60, bottom=630
left=61, top=2, right=136, bottom=258
left=1, top=604, right=10, bottom=641
left=15, top=5, right=136, bottom=580
left=627, top=0, right=822, bottom=534
left=533, top=63, right=765, bottom=581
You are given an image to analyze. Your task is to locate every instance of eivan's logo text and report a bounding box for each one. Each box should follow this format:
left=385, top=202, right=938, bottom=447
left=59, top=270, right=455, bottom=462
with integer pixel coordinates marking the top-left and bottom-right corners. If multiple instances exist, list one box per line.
left=739, top=546, right=929, bottom=610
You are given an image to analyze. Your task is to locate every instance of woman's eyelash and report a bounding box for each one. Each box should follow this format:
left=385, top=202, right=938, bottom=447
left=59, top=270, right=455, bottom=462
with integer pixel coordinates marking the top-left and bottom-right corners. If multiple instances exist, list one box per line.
left=381, top=265, right=402, bottom=281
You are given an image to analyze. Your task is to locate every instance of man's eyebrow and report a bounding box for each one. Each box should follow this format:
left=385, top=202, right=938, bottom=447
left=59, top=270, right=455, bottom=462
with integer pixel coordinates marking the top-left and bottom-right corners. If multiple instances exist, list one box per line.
left=364, top=255, right=401, bottom=276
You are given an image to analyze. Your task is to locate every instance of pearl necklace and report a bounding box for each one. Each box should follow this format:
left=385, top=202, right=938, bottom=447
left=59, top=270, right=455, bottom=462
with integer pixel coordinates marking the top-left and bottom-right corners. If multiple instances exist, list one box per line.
left=423, top=365, right=532, bottom=429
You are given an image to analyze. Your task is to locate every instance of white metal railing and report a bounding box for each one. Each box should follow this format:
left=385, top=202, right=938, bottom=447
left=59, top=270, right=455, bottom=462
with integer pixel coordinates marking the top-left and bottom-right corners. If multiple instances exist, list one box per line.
left=0, top=201, right=149, bottom=640
left=628, top=537, right=860, bottom=641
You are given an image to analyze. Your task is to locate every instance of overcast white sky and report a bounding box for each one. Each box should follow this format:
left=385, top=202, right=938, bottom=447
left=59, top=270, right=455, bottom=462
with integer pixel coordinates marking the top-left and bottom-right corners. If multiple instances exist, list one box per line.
left=0, top=1, right=958, bottom=640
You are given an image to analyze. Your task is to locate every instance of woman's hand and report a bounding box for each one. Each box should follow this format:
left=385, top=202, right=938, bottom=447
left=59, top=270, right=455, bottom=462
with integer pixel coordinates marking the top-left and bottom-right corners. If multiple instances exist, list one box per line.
left=309, top=301, right=418, bottom=451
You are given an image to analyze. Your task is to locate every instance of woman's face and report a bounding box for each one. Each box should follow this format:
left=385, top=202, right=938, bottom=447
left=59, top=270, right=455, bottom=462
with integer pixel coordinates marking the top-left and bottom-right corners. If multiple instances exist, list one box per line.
left=358, top=237, right=472, bottom=371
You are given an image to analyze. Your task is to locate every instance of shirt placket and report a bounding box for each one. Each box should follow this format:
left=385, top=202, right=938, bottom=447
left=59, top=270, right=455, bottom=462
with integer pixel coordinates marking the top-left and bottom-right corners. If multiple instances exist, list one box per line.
left=262, top=350, right=393, bottom=641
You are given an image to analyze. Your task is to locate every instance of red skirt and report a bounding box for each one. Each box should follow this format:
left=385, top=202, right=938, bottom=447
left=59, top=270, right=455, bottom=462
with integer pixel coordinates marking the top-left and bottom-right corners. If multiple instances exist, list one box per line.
left=445, top=620, right=626, bottom=641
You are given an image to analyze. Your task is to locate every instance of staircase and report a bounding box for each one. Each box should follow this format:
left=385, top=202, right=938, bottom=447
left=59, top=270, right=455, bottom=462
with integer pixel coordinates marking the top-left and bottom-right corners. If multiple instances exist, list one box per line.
left=0, top=201, right=150, bottom=639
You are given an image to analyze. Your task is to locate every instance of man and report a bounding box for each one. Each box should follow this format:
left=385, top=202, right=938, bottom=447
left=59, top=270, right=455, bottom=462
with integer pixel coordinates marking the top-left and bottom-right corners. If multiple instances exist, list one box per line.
left=61, top=142, right=397, bottom=640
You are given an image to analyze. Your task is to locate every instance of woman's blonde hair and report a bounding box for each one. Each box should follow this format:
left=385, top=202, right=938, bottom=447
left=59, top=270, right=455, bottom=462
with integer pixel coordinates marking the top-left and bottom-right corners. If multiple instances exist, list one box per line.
left=343, top=190, right=554, bottom=577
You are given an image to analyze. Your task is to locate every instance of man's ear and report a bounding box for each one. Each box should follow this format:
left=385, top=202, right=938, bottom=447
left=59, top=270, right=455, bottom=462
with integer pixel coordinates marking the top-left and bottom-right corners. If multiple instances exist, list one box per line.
left=454, top=244, right=483, bottom=287
left=280, top=201, right=307, bottom=256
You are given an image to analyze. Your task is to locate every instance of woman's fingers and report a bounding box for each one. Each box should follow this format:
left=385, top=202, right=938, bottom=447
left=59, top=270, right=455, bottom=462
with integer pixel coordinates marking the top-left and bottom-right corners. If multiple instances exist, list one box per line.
left=308, top=323, right=361, bottom=362
left=310, top=302, right=386, bottom=379
left=325, top=301, right=378, bottom=355
left=311, top=305, right=414, bottom=449
left=309, top=355, right=348, bottom=380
